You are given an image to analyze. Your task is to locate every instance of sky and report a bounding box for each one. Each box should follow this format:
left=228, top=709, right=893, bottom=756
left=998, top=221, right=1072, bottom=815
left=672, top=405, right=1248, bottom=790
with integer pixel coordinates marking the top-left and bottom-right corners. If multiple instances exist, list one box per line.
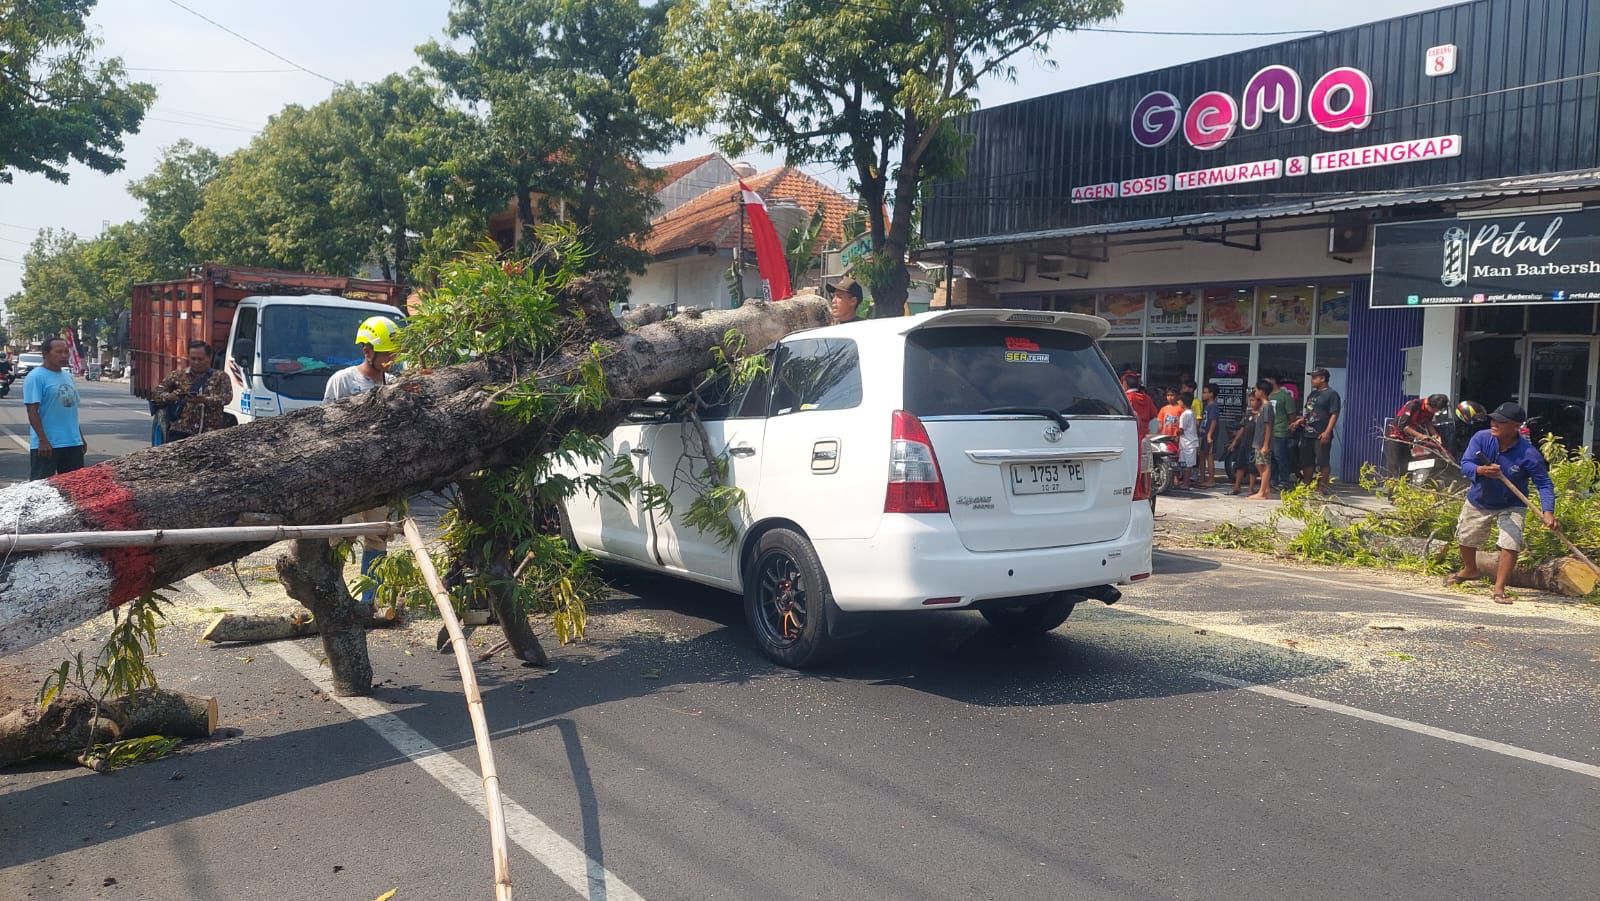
left=0, top=0, right=1457, bottom=302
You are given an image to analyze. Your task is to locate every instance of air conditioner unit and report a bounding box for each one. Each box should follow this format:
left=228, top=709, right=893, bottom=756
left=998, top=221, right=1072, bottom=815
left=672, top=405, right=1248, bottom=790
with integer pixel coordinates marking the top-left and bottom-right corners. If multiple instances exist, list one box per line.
left=1035, top=255, right=1066, bottom=279
left=977, top=253, right=1024, bottom=282
left=973, top=254, right=1001, bottom=281
left=1329, top=217, right=1368, bottom=255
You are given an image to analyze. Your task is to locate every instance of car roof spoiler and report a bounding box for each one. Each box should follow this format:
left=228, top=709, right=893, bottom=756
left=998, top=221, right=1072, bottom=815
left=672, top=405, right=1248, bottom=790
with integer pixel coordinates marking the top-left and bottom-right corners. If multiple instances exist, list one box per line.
left=906, top=309, right=1111, bottom=341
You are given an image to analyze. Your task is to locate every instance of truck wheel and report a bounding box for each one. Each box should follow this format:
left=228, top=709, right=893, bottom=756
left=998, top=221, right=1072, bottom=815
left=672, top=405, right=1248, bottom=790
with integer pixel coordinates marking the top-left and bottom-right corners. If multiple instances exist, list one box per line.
left=744, top=528, right=839, bottom=669
left=981, top=595, right=1074, bottom=635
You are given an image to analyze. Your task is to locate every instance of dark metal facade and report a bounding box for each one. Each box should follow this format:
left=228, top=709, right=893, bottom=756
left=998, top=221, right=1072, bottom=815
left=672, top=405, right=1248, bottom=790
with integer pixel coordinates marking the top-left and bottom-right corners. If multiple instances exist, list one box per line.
left=1342, top=280, right=1424, bottom=477
left=923, top=0, right=1600, bottom=245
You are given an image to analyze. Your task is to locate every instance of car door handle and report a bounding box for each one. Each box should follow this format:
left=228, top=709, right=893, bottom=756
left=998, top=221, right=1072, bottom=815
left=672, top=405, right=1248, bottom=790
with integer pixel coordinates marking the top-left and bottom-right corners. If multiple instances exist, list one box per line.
left=729, top=444, right=756, bottom=457
left=629, top=447, right=649, bottom=457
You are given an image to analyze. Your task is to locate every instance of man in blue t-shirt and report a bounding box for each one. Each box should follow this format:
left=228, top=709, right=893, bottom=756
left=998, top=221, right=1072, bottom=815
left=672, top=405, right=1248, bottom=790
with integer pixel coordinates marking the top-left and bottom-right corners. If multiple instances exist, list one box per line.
left=23, top=336, right=87, bottom=480
left=1444, top=402, right=1555, bottom=604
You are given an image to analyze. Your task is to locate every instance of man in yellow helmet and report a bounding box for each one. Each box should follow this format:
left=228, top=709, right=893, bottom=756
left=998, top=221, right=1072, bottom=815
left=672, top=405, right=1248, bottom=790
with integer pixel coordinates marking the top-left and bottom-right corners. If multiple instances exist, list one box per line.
left=325, top=315, right=402, bottom=612
left=325, top=315, right=400, bottom=403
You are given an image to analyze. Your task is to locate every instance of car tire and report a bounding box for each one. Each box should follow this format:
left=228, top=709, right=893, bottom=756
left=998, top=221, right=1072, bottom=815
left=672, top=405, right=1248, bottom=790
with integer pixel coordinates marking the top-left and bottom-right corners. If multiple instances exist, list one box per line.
left=980, top=595, right=1074, bottom=635
left=743, top=528, right=838, bottom=669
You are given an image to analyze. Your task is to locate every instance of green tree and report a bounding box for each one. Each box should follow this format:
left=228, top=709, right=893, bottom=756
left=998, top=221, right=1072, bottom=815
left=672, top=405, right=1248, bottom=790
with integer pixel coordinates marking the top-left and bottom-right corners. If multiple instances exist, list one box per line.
left=0, top=0, right=156, bottom=184
left=639, top=0, right=1121, bottom=316
left=420, top=0, right=683, bottom=273
left=127, top=140, right=218, bottom=278
left=185, top=75, right=474, bottom=283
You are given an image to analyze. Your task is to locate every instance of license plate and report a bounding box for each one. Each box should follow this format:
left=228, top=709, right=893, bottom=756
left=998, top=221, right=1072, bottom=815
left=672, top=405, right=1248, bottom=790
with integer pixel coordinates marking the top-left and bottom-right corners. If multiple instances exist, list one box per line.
left=1407, top=457, right=1434, bottom=471
left=1009, top=461, right=1086, bottom=495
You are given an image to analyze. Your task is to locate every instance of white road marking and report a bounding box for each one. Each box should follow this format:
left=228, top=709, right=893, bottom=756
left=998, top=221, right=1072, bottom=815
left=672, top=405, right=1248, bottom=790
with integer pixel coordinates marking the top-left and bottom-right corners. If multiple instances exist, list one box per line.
left=1157, top=550, right=1468, bottom=605
left=180, top=575, right=643, bottom=901
left=0, top=421, right=29, bottom=450
left=1193, top=670, right=1600, bottom=780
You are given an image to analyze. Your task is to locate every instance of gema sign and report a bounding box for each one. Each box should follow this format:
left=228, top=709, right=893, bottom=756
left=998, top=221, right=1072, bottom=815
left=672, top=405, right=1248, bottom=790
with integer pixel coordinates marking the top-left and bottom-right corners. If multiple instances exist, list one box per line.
left=1132, top=65, right=1374, bottom=151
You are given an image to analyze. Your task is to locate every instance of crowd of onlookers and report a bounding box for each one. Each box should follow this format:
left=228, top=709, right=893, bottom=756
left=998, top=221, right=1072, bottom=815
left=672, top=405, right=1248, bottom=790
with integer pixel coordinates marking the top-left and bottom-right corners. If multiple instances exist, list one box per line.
left=1121, top=365, right=1342, bottom=500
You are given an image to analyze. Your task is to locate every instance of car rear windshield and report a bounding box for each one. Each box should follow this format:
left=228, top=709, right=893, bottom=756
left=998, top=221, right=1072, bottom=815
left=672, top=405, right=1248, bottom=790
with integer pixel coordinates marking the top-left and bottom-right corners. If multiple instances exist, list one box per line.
left=902, top=325, right=1130, bottom=418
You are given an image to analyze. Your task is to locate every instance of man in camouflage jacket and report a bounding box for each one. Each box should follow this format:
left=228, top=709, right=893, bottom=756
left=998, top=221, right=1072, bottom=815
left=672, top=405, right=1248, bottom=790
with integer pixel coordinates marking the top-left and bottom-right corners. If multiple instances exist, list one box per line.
left=151, top=340, right=233, bottom=440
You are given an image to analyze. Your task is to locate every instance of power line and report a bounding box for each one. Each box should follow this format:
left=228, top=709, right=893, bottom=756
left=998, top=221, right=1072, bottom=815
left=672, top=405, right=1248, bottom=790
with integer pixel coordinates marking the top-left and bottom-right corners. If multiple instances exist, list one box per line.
left=1078, top=26, right=1326, bottom=36
left=830, top=0, right=1327, bottom=37
left=146, top=116, right=259, bottom=134
left=163, top=0, right=341, bottom=86
left=128, top=66, right=299, bottom=74
left=0, top=256, right=23, bottom=265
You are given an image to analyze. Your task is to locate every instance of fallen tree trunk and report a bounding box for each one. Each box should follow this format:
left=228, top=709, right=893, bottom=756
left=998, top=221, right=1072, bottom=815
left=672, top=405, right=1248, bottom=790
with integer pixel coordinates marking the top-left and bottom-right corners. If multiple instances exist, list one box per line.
left=0, top=296, right=831, bottom=656
left=0, top=689, right=217, bottom=768
left=1466, top=551, right=1598, bottom=597
left=200, top=610, right=400, bottom=644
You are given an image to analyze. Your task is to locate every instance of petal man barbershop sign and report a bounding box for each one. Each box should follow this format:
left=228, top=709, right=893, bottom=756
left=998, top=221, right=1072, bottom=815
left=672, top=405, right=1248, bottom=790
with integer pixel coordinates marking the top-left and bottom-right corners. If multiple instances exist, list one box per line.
left=1372, top=210, right=1600, bottom=308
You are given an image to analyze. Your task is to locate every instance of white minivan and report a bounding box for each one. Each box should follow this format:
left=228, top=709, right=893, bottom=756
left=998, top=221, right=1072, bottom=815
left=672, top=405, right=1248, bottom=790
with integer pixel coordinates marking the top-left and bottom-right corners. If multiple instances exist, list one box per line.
left=561, top=309, right=1154, bottom=667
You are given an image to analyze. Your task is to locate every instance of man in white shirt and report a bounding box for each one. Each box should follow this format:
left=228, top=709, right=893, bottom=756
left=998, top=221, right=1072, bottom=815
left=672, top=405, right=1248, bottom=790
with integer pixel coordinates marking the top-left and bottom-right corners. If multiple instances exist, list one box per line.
left=325, top=315, right=401, bottom=610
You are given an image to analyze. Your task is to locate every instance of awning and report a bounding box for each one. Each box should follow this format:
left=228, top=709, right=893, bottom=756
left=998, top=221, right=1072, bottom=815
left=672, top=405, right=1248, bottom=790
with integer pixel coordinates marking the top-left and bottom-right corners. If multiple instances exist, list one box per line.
left=922, top=168, right=1600, bottom=252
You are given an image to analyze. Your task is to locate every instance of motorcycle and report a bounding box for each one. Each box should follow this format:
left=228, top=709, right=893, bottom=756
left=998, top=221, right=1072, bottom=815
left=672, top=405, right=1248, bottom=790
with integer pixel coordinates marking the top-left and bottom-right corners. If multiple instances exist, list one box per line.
left=1146, top=432, right=1179, bottom=497
left=0, top=370, right=14, bottom=399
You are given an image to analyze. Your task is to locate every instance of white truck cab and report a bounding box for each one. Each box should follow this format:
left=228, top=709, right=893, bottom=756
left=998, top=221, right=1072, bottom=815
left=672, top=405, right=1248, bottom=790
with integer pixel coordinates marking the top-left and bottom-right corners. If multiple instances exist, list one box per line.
left=222, top=295, right=404, bottom=422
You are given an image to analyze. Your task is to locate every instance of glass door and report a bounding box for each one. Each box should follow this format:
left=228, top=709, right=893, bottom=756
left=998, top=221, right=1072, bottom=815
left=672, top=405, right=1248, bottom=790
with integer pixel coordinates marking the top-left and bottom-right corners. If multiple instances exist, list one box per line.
left=1526, top=340, right=1591, bottom=452
left=1256, top=341, right=1312, bottom=401
left=1201, top=342, right=1251, bottom=436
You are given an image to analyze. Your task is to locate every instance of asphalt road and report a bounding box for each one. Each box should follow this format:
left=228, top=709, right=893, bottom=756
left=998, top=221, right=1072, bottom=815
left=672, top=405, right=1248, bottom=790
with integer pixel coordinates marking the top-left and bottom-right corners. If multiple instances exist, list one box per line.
left=0, top=377, right=150, bottom=485
left=0, top=396, right=1597, bottom=900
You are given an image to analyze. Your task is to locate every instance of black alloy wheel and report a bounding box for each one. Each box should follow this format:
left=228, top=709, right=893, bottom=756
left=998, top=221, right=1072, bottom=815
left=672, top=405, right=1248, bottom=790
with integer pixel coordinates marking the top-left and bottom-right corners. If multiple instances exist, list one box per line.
left=743, top=528, right=838, bottom=668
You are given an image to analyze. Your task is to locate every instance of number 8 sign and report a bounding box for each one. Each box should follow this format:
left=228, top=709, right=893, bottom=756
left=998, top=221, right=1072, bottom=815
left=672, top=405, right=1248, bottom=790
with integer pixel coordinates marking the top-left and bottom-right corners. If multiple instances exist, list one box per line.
left=1425, top=44, right=1457, bottom=77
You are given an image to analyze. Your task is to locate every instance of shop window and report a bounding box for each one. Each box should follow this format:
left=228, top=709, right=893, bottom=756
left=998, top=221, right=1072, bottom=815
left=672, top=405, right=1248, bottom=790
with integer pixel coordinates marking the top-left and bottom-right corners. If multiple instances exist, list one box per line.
left=1047, top=293, right=1096, bottom=316
left=1201, top=286, right=1254, bottom=337
left=1465, top=306, right=1525, bottom=335
left=1148, top=288, right=1199, bottom=336
left=1145, top=340, right=1197, bottom=395
left=1100, top=339, right=1142, bottom=378
left=1315, top=338, right=1348, bottom=370
left=1256, top=284, right=1314, bottom=335
left=1098, top=291, right=1147, bottom=337
left=1317, top=284, right=1352, bottom=336
left=1527, top=303, right=1594, bottom=334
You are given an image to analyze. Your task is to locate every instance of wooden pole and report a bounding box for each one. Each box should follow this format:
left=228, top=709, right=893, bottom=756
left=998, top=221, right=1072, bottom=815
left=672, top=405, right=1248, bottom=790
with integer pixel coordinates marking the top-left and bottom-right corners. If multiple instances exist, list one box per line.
left=0, top=522, right=402, bottom=553
left=401, top=518, right=513, bottom=901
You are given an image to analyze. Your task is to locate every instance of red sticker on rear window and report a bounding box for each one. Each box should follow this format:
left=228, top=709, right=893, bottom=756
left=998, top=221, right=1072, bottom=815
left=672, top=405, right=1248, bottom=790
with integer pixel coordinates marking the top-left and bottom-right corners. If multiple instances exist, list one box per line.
left=1004, top=336, right=1041, bottom=352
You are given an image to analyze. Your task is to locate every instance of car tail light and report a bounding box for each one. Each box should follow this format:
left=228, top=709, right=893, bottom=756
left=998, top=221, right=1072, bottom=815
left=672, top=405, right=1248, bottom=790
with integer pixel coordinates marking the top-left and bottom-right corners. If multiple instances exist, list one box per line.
left=1132, top=436, right=1153, bottom=502
left=886, top=410, right=949, bottom=514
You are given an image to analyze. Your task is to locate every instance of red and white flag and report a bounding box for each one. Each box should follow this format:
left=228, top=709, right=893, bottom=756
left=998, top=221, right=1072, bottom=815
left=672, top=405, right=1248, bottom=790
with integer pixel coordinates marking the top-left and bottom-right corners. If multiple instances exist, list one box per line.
left=738, top=179, right=793, bottom=302
left=65, top=327, right=83, bottom=374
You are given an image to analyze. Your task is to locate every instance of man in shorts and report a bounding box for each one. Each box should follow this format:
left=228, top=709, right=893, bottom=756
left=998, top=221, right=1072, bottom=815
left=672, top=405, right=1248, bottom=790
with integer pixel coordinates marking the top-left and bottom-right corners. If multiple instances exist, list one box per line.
left=1444, top=403, right=1555, bottom=604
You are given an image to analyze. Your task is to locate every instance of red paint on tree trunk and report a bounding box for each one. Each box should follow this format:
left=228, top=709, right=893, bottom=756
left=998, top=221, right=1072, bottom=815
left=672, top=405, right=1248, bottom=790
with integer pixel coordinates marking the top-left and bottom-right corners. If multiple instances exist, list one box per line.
left=52, top=466, right=154, bottom=604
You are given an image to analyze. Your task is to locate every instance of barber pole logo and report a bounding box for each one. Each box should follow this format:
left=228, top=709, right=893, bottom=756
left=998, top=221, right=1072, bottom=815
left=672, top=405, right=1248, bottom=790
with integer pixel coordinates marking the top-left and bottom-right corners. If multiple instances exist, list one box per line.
left=1441, top=227, right=1469, bottom=287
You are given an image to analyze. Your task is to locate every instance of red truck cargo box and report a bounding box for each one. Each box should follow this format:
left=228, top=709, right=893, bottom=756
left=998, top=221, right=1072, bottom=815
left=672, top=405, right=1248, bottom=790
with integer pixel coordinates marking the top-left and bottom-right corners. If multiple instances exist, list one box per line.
left=130, top=265, right=405, bottom=401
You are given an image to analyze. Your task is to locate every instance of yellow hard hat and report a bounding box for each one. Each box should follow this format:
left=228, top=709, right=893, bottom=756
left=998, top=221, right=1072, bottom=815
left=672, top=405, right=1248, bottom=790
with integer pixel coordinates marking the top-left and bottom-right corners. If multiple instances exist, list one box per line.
left=355, top=315, right=401, bottom=353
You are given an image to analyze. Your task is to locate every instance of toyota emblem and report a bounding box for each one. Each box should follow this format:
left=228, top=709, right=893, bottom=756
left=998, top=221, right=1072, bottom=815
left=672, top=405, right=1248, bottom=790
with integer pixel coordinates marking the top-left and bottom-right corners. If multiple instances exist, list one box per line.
left=1043, top=425, right=1063, bottom=443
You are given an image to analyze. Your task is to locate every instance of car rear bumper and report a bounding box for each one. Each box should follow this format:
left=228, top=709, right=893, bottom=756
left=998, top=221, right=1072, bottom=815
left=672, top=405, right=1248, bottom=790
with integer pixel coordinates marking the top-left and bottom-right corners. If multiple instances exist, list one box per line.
left=812, top=506, right=1154, bottom=612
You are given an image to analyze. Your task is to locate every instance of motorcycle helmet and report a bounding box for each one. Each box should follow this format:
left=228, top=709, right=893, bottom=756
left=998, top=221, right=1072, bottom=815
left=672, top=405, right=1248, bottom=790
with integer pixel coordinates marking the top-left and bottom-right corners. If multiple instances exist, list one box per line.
left=1454, top=400, right=1486, bottom=424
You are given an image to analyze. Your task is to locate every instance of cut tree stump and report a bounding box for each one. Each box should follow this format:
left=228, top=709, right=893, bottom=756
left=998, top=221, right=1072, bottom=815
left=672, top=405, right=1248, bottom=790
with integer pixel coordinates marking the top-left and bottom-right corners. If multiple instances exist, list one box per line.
left=201, top=611, right=400, bottom=644
left=1467, top=551, right=1598, bottom=597
left=0, top=292, right=830, bottom=657
left=0, top=689, right=217, bottom=768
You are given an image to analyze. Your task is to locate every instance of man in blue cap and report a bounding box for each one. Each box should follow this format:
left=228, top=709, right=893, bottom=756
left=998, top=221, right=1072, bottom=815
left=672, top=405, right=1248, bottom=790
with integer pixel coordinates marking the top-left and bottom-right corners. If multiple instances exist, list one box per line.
left=1444, top=402, right=1555, bottom=603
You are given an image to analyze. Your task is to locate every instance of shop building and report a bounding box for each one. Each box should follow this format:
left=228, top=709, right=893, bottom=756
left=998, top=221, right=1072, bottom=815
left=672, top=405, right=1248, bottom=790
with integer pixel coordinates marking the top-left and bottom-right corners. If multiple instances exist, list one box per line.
left=921, top=0, right=1600, bottom=478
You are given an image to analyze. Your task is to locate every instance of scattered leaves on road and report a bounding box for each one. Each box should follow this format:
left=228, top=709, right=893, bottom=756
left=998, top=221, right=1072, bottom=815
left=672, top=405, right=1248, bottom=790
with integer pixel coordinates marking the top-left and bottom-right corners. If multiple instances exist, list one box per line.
left=374, top=889, right=397, bottom=901
left=642, top=668, right=663, bottom=680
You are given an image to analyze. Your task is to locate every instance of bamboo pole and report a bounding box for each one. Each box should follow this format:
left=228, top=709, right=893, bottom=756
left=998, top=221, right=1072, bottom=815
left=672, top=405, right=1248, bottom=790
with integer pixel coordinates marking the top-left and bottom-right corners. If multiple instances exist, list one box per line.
left=0, top=522, right=402, bottom=553
left=401, top=518, right=513, bottom=901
